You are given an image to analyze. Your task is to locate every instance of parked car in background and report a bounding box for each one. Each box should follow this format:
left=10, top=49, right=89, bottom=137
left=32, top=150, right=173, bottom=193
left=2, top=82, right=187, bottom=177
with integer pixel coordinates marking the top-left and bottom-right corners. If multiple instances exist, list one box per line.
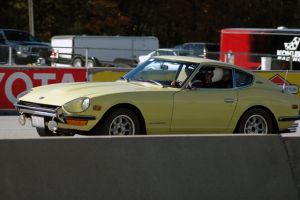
left=138, top=48, right=197, bottom=63
left=15, top=56, right=300, bottom=136
left=174, top=42, right=220, bottom=60
left=0, top=29, right=51, bottom=65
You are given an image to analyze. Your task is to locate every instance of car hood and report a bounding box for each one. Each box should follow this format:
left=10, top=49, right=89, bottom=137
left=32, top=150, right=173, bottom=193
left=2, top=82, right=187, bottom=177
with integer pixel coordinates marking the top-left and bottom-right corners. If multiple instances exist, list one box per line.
left=19, top=81, right=171, bottom=106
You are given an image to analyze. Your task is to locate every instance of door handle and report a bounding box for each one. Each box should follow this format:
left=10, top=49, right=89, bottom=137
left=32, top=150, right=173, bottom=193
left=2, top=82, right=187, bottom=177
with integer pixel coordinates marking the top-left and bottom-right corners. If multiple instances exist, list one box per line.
left=224, top=98, right=235, bottom=103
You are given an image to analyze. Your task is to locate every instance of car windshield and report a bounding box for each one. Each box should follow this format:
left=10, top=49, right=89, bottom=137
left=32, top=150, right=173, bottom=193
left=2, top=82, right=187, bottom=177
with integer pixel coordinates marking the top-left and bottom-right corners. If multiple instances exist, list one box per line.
left=3, top=30, right=39, bottom=42
left=123, top=58, right=198, bottom=87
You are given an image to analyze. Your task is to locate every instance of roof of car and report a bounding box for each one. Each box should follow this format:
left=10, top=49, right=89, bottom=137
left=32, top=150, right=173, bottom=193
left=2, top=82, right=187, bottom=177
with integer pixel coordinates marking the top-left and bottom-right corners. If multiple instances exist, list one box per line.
left=154, top=56, right=254, bottom=74
left=156, top=48, right=175, bottom=51
left=0, top=29, right=28, bottom=32
left=222, top=28, right=300, bottom=35
left=155, top=55, right=224, bottom=64
left=183, top=42, right=219, bottom=45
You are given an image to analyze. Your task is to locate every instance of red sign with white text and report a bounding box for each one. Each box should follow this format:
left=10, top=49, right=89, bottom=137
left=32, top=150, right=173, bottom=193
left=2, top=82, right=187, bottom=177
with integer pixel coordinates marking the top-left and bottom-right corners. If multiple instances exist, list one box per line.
left=0, top=67, right=87, bottom=109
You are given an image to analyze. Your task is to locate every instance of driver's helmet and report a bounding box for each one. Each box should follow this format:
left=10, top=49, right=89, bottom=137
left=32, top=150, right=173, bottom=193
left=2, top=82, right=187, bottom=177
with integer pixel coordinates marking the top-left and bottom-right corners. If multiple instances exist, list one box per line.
left=212, top=68, right=224, bottom=82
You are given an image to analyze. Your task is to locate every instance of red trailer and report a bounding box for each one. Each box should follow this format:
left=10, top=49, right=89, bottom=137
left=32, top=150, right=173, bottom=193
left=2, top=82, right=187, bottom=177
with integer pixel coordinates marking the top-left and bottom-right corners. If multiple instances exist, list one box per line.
left=220, top=28, right=300, bottom=70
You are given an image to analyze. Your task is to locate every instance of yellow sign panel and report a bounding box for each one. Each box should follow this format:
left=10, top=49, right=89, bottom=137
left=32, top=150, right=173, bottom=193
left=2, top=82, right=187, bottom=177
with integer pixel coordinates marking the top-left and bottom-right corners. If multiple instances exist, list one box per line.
left=90, top=68, right=130, bottom=82
left=92, top=71, right=127, bottom=82
left=255, top=70, right=300, bottom=99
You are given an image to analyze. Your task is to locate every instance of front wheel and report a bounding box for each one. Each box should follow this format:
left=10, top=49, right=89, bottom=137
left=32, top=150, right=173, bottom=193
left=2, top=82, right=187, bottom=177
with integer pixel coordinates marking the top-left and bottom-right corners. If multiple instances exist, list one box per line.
left=237, top=108, right=276, bottom=134
left=92, top=108, right=141, bottom=135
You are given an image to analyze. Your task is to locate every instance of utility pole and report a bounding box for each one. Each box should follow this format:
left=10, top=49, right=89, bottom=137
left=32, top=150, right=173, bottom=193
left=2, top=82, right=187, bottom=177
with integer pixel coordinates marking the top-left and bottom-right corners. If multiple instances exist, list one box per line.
left=28, top=0, right=34, bottom=36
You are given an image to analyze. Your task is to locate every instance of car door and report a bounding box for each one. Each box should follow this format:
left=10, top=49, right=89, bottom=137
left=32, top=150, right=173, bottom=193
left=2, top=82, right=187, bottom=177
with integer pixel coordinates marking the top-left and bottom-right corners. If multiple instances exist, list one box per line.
left=171, top=65, right=238, bottom=133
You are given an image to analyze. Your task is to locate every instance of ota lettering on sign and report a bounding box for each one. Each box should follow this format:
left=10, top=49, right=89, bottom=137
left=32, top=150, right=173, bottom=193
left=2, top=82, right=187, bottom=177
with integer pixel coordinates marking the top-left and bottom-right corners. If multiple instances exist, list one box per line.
left=34, top=73, right=56, bottom=85
left=6, top=73, right=76, bottom=104
left=6, top=72, right=33, bottom=105
left=0, top=68, right=87, bottom=109
left=0, top=73, right=4, bottom=83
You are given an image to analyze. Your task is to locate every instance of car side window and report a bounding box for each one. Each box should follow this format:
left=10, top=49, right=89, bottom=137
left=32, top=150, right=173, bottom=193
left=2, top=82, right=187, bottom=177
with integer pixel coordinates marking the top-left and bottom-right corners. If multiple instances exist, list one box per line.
left=190, top=66, right=233, bottom=89
left=235, top=69, right=254, bottom=87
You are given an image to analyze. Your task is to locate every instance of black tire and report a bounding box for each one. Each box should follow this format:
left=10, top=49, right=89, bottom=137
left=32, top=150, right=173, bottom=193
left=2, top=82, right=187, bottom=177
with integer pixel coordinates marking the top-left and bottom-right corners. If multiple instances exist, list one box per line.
left=36, top=127, right=75, bottom=136
left=36, top=127, right=54, bottom=137
left=237, top=108, right=276, bottom=134
left=87, top=59, right=95, bottom=68
left=91, top=108, right=141, bottom=135
left=72, top=58, right=83, bottom=67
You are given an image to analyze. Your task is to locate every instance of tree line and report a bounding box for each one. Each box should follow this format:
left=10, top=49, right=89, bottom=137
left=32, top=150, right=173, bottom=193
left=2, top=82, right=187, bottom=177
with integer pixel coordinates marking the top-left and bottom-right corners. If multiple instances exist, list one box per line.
left=0, top=0, right=299, bottom=47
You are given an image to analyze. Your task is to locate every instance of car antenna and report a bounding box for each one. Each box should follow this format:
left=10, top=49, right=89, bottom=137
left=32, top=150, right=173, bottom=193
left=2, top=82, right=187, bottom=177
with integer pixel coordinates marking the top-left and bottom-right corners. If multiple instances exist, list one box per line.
left=282, top=70, right=289, bottom=92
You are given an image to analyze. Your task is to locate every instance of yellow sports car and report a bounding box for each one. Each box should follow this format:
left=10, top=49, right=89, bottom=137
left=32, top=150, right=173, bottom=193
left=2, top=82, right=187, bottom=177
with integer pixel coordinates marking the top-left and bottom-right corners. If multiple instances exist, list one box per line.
left=15, top=56, right=300, bottom=136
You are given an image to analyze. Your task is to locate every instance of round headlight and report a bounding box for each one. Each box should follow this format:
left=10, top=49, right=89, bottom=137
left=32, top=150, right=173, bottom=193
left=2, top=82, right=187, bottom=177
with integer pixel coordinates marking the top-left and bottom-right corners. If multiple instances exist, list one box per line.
left=63, top=97, right=90, bottom=113
left=82, top=98, right=90, bottom=111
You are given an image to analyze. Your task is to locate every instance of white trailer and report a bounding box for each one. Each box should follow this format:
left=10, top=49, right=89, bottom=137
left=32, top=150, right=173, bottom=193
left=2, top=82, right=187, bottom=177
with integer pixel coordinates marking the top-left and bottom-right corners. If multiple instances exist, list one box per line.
left=50, top=35, right=159, bottom=67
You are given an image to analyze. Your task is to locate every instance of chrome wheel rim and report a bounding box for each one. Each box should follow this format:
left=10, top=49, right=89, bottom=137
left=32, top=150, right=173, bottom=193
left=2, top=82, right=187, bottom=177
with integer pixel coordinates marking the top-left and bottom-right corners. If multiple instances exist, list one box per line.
left=109, top=115, right=135, bottom=135
left=244, top=114, right=268, bottom=134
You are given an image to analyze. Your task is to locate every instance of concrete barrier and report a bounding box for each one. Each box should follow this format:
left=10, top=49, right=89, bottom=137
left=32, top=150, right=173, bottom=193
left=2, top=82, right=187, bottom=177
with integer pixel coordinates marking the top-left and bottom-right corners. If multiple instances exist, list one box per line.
left=0, top=135, right=298, bottom=200
left=282, top=136, right=300, bottom=197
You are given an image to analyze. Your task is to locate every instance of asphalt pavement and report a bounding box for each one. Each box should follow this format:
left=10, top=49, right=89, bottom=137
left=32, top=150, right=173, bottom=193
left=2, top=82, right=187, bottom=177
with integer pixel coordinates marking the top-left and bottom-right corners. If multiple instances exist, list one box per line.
left=0, top=115, right=38, bottom=138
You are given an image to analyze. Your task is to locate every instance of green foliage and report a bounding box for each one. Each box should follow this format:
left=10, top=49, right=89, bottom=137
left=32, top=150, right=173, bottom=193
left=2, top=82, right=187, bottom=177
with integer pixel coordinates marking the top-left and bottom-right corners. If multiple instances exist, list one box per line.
left=0, top=0, right=299, bottom=46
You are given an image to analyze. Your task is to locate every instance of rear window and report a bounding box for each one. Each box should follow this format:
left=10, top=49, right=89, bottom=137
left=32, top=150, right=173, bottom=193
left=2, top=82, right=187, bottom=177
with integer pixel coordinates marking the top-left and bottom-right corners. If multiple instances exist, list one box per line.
left=235, top=69, right=253, bottom=87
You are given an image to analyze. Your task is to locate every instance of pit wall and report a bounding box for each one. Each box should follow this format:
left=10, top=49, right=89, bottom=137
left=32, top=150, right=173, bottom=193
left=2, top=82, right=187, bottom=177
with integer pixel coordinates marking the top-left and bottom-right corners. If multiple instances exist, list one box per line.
left=0, top=135, right=299, bottom=200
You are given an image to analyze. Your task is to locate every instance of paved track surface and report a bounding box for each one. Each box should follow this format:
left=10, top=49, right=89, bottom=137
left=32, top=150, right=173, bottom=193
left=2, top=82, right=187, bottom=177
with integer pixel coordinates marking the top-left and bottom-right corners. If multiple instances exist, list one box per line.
left=0, top=115, right=299, bottom=138
left=0, top=115, right=38, bottom=138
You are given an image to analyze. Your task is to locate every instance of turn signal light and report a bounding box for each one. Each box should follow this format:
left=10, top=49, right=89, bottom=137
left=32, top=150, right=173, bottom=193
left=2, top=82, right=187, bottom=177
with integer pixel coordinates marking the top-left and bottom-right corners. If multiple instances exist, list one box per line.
left=66, top=118, right=88, bottom=126
left=93, top=105, right=102, bottom=111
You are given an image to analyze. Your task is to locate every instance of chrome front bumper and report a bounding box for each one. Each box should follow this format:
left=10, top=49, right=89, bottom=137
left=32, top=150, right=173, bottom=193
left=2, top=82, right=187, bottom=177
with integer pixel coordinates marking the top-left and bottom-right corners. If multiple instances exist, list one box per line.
left=15, top=102, right=59, bottom=118
left=15, top=101, right=96, bottom=122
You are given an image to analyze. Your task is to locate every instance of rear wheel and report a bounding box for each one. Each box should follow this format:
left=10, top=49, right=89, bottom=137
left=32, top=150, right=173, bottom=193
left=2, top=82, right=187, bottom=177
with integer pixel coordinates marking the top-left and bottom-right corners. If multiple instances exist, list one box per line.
left=92, top=108, right=141, bottom=135
left=237, top=108, right=275, bottom=134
